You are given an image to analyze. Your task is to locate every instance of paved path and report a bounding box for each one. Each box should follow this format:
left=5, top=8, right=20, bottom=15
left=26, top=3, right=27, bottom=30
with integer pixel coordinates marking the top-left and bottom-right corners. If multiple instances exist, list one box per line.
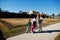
left=7, top=23, right=60, bottom=40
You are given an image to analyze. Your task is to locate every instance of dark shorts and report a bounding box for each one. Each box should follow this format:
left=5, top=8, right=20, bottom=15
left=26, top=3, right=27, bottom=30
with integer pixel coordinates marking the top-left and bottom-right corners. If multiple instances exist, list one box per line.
left=33, top=21, right=36, bottom=28
left=39, top=20, right=43, bottom=23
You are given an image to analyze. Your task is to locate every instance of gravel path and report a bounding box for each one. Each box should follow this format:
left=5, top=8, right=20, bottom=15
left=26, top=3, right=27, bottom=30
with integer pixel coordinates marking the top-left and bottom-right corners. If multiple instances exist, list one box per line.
left=7, top=23, right=60, bottom=40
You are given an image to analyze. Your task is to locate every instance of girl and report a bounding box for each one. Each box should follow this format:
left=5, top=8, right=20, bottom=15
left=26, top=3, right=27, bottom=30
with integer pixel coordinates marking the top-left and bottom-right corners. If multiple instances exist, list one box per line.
left=31, top=21, right=34, bottom=32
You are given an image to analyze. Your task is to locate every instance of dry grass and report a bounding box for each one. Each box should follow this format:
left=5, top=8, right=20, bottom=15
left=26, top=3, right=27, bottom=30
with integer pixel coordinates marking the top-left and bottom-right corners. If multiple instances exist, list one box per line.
left=0, top=22, right=9, bottom=38
left=55, top=34, right=60, bottom=40
left=1, top=18, right=29, bottom=26
left=0, top=18, right=60, bottom=38
left=1, top=18, right=60, bottom=26
left=42, top=18, right=60, bottom=27
left=0, top=22, right=9, bottom=33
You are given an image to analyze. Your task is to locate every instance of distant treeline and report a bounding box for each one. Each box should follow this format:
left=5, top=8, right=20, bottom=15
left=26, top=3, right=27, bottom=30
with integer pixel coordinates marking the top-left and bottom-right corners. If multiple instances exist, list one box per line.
left=0, top=11, right=50, bottom=18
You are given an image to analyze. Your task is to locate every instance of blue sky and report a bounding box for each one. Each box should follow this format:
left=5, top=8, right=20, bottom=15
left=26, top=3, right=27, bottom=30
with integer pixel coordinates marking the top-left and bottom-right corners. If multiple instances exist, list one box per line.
left=0, top=0, right=60, bottom=15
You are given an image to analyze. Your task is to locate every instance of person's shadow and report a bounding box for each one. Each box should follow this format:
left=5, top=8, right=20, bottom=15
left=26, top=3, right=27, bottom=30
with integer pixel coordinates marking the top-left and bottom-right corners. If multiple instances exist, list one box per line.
left=33, top=30, right=60, bottom=33
left=0, top=30, right=6, bottom=40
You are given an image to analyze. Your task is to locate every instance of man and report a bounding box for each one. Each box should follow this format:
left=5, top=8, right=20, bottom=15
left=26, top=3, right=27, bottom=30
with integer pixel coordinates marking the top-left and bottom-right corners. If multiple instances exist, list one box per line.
left=39, top=15, right=43, bottom=32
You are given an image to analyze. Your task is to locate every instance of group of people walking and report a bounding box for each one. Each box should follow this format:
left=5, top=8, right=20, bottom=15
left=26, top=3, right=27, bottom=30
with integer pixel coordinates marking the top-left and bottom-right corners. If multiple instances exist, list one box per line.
left=26, top=14, right=43, bottom=33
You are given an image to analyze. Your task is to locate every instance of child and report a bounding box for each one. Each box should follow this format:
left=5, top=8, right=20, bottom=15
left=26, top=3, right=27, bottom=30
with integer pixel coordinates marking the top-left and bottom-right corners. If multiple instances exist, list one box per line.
left=31, top=22, right=34, bottom=32
left=32, top=17, right=36, bottom=30
left=26, top=19, right=31, bottom=33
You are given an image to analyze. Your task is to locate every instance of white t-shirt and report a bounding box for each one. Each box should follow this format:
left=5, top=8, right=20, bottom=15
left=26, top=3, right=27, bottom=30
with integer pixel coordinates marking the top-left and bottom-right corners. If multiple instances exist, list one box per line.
left=32, top=18, right=36, bottom=22
left=40, top=17, right=43, bottom=20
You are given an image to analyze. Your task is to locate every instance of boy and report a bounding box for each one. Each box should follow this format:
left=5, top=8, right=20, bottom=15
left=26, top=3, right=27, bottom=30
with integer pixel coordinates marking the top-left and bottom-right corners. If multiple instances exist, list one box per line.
left=26, top=19, right=31, bottom=33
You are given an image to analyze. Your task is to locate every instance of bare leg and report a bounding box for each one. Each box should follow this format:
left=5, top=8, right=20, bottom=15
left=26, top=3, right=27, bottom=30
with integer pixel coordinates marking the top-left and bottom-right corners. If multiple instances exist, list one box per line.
left=26, top=27, right=28, bottom=33
left=39, top=23, right=42, bottom=32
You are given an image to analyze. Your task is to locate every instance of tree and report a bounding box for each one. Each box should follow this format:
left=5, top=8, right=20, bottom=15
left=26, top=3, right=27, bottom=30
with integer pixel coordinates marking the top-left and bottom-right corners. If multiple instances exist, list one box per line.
left=19, top=11, right=23, bottom=14
left=0, top=8, right=1, bottom=12
left=52, top=13, right=55, bottom=18
left=58, top=13, right=60, bottom=16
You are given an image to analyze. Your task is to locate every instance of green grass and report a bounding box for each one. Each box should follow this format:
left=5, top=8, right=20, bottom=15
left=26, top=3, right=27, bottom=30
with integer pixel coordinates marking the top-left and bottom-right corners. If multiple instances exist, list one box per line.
left=3, top=24, right=27, bottom=38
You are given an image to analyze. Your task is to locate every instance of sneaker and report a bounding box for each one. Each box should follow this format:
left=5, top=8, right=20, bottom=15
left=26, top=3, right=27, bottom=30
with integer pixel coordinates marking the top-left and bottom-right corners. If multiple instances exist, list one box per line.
left=38, top=30, right=42, bottom=32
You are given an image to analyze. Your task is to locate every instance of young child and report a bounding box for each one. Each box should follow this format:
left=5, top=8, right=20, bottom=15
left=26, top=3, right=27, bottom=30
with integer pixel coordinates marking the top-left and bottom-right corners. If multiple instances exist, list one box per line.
left=26, top=19, right=31, bottom=33
left=32, top=17, right=36, bottom=30
left=31, top=20, right=35, bottom=33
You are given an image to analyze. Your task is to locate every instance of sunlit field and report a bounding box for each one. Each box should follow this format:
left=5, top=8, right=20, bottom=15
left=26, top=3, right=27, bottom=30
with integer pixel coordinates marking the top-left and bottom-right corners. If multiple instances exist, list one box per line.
left=0, top=18, right=60, bottom=38
left=1, top=18, right=60, bottom=26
